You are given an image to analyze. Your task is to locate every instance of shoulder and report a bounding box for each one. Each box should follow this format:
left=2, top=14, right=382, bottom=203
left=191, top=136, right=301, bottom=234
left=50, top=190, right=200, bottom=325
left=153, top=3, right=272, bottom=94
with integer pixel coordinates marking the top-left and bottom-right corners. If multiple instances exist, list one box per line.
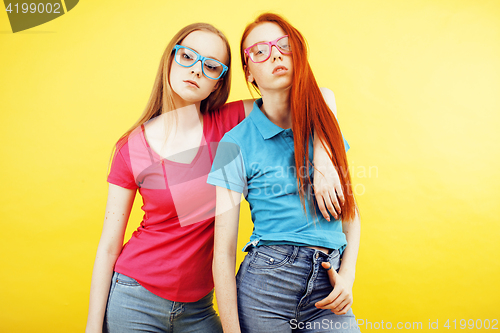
left=242, top=99, right=254, bottom=117
left=213, top=100, right=245, bottom=118
left=215, top=99, right=254, bottom=118
left=207, top=100, right=246, bottom=134
left=114, top=135, right=131, bottom=157
left=113, top=126, right=145, bottom=159
left=320, top=87, right=337, bottom=117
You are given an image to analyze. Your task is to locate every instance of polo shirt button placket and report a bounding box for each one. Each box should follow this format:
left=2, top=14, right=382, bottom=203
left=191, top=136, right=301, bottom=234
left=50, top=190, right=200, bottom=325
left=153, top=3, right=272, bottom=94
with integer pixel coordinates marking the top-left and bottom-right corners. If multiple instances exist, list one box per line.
left=282, top=130, right=294, bottom=149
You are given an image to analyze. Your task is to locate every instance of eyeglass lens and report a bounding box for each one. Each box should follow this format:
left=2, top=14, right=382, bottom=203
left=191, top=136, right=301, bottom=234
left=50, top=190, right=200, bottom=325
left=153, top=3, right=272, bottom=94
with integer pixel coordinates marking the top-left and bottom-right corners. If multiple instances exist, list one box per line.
left=247, top=36, right=291, bottom=63
left=175, top=47, right=224, bottom=79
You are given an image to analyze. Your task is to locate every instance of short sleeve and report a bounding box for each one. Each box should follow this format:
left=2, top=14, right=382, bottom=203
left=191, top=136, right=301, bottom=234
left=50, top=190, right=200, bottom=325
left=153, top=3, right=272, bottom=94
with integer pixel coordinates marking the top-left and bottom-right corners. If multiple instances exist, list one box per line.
left=207, top=134, right=247, bottom=194
left=107, top=144, right=138, bottom=189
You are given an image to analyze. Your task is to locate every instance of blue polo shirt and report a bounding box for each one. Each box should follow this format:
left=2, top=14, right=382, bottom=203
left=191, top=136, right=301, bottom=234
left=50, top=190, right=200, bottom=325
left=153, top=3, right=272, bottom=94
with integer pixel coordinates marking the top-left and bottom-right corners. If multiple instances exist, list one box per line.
left=207, top=99, right=350, bottom=251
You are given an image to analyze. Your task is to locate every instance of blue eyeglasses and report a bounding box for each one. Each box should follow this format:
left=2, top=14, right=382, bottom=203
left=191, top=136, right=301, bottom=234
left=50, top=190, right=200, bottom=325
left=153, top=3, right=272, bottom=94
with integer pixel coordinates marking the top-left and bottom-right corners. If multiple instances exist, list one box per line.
left=173, top=45, right=228, bottom=80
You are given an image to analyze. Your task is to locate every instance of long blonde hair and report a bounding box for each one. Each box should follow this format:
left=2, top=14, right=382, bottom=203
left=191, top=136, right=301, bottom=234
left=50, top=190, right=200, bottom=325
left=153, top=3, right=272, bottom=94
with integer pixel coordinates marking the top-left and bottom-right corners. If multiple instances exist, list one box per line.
left=116, top=23, right=231, bottom=149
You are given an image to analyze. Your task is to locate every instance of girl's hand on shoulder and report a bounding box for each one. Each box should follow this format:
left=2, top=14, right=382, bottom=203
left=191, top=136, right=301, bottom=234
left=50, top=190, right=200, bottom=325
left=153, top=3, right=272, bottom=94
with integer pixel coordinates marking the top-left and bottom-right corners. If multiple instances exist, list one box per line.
left=313, top=159, right=344, bottom=221
left=315, top=261, right=353, bottom=315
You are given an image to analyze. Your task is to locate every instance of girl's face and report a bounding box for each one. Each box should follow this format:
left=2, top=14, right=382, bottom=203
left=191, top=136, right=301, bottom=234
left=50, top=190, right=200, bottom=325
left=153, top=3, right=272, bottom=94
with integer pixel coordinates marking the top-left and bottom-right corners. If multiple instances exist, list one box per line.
left=243, top=22, right=293, bottom=93
left=169, top=30, right=228, bottom=109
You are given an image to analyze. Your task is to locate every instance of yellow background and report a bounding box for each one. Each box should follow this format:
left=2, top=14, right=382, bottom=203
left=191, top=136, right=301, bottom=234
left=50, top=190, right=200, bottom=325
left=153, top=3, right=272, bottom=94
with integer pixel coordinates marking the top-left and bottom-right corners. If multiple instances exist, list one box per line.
left=1, top=0, right=499, bottom=331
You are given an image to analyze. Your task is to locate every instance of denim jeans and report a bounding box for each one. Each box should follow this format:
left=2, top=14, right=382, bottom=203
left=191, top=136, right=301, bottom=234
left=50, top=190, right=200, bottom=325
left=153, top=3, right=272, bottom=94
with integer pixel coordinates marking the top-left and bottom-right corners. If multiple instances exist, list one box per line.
left=236, top=245, right=361, bottom=333
left=104, top=272, right=222, bottom=333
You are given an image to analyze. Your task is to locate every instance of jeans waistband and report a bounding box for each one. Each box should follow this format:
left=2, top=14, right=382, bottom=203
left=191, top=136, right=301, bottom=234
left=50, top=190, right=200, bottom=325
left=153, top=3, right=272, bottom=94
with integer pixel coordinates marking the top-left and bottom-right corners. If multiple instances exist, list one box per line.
left=249, top=244, right=340, bottom=261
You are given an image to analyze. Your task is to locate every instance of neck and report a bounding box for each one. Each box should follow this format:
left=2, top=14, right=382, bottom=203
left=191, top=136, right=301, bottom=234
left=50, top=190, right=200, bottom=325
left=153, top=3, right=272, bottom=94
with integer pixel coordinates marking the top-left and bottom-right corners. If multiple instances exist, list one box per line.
left=161, top=103, right=203, bottom=137
left=169, top=90, right=203, bottom=129
left=259, top=88, right=292, bottom=129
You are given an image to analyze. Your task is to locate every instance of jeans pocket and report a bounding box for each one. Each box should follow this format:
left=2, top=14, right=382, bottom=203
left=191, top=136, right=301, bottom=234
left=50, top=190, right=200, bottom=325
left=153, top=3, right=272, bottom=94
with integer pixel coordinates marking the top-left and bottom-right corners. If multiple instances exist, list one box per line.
left=328, top=250, right=341, bottom=272
left=249, top=247, right=289, bottom=270
left=104, top=272, right=119, bottom=333
left=115, top=273, right=141, bottom=286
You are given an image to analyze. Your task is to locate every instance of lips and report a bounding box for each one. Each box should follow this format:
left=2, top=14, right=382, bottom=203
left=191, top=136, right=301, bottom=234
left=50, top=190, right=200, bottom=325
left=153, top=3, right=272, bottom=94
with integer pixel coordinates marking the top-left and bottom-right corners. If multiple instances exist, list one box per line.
left=272, top=66, right=288, bottom=74
left=184, top=80, right=199, bottom=88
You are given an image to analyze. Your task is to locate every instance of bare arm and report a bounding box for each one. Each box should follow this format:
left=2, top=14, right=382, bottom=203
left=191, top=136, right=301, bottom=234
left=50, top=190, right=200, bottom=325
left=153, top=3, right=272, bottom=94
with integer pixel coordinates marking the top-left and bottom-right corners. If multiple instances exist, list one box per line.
left=338, top=210, right=361, bottom=286
left=318, top=87, right=360, bottom=284
left=313, top=87, right=344, bottom=220
left=85, top=183, right=136, bottom=333
left=314, top=88, right=360, bottom=313
left=213, top=186, right=243, bottom=333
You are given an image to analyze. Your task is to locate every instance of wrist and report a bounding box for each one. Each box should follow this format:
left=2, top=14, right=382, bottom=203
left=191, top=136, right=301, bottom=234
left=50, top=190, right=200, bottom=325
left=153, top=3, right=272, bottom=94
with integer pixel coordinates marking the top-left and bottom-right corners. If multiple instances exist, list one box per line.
left=313, top=150, right=331, bottom=166
left=338, top=269, right=355, bottom=285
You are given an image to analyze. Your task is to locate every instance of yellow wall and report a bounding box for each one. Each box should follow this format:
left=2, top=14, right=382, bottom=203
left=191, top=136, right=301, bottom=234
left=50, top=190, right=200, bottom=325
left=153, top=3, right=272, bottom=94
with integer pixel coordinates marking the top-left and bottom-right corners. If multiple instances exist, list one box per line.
left=1, top=0, right=499, bottom=331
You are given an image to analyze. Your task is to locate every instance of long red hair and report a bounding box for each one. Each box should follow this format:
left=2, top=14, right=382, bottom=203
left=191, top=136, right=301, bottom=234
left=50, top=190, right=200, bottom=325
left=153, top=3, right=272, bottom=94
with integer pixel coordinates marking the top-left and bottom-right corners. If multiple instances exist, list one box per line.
left=240, top=13, right=356, bottom=221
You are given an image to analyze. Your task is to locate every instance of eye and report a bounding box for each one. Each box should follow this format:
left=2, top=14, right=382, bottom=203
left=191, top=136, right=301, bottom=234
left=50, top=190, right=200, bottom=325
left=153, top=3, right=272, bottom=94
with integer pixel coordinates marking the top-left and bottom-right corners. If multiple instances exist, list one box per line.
left=183, top=52, right=194, bottom=60
left=252, top=44, right=268, bottom=57
left=278, top=37, right=291, bottom=51
left=278, top=43, right=290, bottom=51
left=204, top=61, right=221, bottom=72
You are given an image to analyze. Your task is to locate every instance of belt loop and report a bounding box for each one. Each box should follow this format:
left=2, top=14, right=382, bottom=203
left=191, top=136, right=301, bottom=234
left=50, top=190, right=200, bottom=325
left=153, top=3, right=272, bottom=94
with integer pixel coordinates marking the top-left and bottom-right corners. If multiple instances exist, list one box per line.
left=289, top=246, right=299, bottom=264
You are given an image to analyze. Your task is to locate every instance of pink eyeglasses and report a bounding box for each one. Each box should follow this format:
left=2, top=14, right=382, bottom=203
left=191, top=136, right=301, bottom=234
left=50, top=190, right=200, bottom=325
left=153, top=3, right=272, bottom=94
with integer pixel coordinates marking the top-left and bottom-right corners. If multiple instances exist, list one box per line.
left=244, top=35, right=292, bottom=63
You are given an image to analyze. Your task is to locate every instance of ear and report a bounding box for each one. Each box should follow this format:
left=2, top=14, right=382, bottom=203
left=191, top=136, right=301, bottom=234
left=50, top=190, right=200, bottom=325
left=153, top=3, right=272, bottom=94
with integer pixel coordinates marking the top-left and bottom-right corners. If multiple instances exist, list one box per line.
left=244, top=65, right=254, bottom=83
left=247, top=72, right=254, bottom=84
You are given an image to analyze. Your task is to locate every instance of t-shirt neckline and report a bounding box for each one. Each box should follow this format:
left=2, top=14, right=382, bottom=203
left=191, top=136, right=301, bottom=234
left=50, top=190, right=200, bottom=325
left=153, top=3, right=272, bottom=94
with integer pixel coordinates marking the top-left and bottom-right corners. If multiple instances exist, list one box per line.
left=140, top=113, right=207, bottom=167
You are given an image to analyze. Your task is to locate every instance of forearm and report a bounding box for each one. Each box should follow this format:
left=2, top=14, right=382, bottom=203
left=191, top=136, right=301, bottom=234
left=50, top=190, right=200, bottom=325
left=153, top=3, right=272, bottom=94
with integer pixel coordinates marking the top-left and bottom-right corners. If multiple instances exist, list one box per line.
left=86, top=184, right=135, bottom=333
left=313, top=129, right=331, bottom=160
left=213, top=249, right=240, bottom=333
left=86, top=248, right=120, bottom=333
left=313, top=133, right=333, bottom=175
left=339, top=211, right=361, bottom=284
left=213, top=186, right=242, bottom=333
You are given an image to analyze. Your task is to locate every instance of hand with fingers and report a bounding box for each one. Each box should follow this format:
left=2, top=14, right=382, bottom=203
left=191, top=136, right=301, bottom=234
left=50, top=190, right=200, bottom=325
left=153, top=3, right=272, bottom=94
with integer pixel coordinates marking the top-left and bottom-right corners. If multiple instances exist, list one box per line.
left=315, top=262, right=353, bottom=315
left=313, top=162, right=344, bottom=221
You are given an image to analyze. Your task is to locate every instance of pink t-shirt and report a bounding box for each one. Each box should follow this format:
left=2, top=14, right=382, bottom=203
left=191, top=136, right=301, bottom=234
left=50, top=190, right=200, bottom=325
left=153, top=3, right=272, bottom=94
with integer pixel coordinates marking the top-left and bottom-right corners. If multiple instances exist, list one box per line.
left=107, top=101, right=245, bottom=302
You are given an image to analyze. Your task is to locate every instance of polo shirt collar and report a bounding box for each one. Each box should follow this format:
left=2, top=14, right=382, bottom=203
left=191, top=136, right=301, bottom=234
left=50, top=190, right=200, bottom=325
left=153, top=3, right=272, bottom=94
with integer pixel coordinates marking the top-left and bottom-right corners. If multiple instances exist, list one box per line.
left=249, top=98, right=288, bottom=140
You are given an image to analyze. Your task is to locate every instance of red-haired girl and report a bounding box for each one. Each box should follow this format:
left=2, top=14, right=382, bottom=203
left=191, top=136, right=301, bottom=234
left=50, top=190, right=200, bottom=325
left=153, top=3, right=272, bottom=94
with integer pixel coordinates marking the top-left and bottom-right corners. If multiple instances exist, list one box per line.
left=86, top=22, right=343, bottom=333
left=208, top=13, right=361, bottom=332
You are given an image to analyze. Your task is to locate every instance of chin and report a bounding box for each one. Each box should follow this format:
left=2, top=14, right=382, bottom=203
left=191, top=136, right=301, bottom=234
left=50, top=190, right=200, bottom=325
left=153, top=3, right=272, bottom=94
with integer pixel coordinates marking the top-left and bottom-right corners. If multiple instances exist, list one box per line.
left=173, top=89, right=205, bottom=103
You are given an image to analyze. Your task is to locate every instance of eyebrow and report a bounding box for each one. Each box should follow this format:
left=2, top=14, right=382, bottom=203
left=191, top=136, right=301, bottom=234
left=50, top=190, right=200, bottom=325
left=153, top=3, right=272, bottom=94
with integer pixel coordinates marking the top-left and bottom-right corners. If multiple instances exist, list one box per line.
left=249, top=36, right=287, bottom=46
left=247, top=40, right=274, bottom=48
left=247, top=41, right=267, bottom=46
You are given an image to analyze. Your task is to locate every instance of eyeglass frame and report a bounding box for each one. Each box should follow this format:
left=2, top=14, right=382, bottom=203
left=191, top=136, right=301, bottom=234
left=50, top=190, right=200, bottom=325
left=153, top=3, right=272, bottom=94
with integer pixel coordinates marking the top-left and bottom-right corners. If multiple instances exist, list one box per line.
left=172, top=45, right=228, bottom=80
left=244, top=35, right=292, bottom=63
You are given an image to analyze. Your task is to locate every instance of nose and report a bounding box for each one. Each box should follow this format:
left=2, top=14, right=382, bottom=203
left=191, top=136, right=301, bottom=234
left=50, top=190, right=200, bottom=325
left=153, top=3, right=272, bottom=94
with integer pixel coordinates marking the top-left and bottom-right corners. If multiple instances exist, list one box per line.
left=270, top=45, right=283, bottom=62
left=191, top=60, right=203, bottom=77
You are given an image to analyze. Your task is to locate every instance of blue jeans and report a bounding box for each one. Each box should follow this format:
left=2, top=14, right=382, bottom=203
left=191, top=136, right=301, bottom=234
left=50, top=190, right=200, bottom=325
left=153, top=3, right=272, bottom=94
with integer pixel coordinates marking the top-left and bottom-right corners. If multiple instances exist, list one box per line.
left=236, top=245, right=361, bottom=333
left=104, top=272, right=222, bottom=333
